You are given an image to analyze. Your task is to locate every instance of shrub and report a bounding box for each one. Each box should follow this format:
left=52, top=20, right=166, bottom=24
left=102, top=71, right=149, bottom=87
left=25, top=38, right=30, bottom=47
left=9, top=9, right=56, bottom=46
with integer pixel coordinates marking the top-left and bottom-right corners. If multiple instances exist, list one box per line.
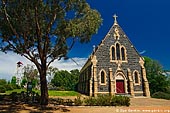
left=0, top=85, right=6, bottom=93
left=11, top=85, right=17, bottom=89
left=55, top=98, right=64, bottom=105
left=84, top=95, right=130, bottom=106
left=96, top=94, right=112, bottom=106
left=84, top=97, right=97, bottom=106
left=64, top=99, right=73, bottom=106
left=111, top=96, right=130, bottom=106
left=4, top=84, right=13, bottom=91
left=123, top=96, right=130, bottom=106
left=74, top=95, right=83, bottom=106
left=152, top=92, right=170, bottom=100
left=0, top=95, right=4, bottom=101
left=10, top=92, right=18, bottom=102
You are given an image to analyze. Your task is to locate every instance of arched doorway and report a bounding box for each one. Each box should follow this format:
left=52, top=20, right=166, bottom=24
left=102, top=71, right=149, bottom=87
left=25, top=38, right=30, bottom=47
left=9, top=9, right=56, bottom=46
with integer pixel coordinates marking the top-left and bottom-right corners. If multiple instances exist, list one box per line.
left=115, top=73, right=126, bottom=94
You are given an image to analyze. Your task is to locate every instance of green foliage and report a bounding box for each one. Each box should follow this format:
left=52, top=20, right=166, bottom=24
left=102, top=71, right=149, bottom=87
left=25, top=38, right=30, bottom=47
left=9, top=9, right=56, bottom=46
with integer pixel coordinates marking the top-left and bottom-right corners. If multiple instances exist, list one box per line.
left=0, top=91, right=40, bottom=103
left=84, top=95, right=130, bottom=106
left=21, top=77, right=27, bottom=88
left=74, top=95, right=83, bottom=106
left=51, top=69, right=80, bottom=91
left=4, top=89, right=78, bottom=96
left=96, top=94, right=112, bottom=106
left=0, top=85, right=6, bottom=93
left=152, top=92, right=170, bottom=100
left=10, top=92, right=18, bottom=102
left=48, top=91, right=79, bottom=96
left=5, top=89, right=27, bottom=95
left=84, top=97, right=97, bottom=106
left=21, top=65, right=39, bottom=89
left=11, top=76, right=17, bottom=85
left=0, top=78, right=22, bottom=93
left=3, top=84, right=13, bottom=91
left=47, top=66, right=58, bottom=82
left=111, top=96, right=130, bottom=106
left=0, top=79, right=7, bottom=85
left=32, top=79, right=38, bottom=88
left=0, top=79, right=12, bottom=92
left=0, top=79, right=20, bottom=93
left=64, top=99, right=74, bottom=106
left=144, top=56, right=169, bottom=95
left=51, top=98, right=64, bottom=105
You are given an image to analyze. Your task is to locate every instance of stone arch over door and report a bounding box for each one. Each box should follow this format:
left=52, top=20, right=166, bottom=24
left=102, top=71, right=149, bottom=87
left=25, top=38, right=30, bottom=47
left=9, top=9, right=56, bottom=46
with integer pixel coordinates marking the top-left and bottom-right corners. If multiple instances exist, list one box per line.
left=115, top=72, right=128, bottom=94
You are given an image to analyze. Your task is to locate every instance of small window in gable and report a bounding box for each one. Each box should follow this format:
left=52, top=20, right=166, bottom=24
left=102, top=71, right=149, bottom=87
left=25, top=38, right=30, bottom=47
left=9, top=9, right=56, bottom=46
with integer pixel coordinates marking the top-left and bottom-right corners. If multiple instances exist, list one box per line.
left=116, top=43, right=120, bottom=60
left=101, top=71, right=106, bottom=84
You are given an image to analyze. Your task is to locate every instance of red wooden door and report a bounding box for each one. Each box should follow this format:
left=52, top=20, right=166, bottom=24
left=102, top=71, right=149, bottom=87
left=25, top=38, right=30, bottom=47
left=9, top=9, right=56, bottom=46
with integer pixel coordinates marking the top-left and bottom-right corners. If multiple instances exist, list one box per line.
left=116, top=80, right=125, bottom=93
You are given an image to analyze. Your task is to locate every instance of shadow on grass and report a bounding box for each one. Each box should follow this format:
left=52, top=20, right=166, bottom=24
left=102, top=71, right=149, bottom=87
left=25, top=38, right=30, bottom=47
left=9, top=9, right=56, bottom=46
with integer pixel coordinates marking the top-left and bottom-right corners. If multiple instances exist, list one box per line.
left=0, top=101, right=70, bottom=113
left=0, top=92, right=71, bottom=113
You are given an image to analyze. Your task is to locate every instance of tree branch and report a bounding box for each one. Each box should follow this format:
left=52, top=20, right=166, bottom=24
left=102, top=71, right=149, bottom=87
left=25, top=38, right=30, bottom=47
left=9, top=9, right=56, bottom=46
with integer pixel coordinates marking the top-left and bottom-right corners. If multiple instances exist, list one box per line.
left=68, top=38, right=76, bottom=50
left=35, top=6, right=43, bottom=61
left=2, top=1, right=19, bottom=38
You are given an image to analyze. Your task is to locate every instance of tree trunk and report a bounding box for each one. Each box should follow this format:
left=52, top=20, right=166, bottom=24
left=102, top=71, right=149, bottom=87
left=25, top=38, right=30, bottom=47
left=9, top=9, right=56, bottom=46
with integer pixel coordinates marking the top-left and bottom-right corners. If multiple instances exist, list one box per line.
left=39, top=65, right=49, bottom=105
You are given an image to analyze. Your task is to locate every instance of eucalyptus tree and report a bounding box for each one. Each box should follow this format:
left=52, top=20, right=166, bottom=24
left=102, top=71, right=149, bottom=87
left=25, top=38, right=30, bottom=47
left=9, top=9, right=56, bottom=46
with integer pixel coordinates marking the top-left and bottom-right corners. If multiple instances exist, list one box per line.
left=0, top=0, right=102, bottom=105
left=144, top=57, right=169, bottom=95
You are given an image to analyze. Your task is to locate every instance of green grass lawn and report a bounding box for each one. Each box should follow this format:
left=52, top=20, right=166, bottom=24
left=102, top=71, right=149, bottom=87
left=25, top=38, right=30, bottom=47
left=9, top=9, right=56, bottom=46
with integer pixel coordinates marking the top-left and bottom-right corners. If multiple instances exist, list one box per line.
left=4, top=89, right=79, bottom=96
left=48, top=90, right=79, bottom=96
left=5, top=89, right=27, bottom=95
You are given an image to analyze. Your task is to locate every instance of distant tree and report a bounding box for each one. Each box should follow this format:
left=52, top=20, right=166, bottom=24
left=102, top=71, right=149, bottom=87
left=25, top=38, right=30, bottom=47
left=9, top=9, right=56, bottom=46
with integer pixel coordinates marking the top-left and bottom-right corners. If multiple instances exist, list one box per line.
left=144, top=56, right=169, bottom=95
left=0, top=79, right=14, bottom=91
left=0, top=0, right=102, bottom=105
left=164, top=70, right=170, bottom=93
left=0, top=79, right=7, bottom=85
left=51, top=69, right=80, bottom=90
left=11, top=76, right=17, bottom=85
left=51, top=70, right=71, bottom=90
left=70, top=69, right=80, bottom=90
left=20, top=77, right=27, bottom=88
left=47, top=66, right=58, bottom=82
left=0, top=79, right=7, bottom=93
left=22, top=65, right=39, bottom=88
left=23, top=65, right=39, bottom=82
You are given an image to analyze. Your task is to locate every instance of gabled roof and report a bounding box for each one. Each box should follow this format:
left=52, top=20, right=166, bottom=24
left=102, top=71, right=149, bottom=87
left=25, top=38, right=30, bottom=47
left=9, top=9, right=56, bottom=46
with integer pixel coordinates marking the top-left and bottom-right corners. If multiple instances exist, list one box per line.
left=80, top=14, right=143, bottom=72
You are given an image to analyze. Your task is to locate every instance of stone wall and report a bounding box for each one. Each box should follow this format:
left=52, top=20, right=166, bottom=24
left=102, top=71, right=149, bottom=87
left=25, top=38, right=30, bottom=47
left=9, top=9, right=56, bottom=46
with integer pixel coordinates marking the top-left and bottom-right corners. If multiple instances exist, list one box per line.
left=94, top=25, right=143, bottom=93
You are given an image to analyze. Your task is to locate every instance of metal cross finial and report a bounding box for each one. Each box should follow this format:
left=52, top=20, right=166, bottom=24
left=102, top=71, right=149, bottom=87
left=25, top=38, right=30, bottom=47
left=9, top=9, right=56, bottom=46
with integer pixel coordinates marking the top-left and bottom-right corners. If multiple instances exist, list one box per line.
left=113, top=14, right=118, bottom=25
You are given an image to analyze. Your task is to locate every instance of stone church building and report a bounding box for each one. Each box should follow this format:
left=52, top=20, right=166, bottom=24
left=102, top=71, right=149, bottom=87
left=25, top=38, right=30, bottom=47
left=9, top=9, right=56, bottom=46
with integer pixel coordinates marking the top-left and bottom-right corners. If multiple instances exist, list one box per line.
left=78, top=15, right=150, bottom=97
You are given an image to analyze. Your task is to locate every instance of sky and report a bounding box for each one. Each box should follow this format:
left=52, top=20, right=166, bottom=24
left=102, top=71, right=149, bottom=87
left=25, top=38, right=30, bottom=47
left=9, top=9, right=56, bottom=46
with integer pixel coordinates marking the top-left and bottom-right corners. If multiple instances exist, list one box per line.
left=0, top=0, right=170, bottom=81
left=70, top=0, right=170, bottom=68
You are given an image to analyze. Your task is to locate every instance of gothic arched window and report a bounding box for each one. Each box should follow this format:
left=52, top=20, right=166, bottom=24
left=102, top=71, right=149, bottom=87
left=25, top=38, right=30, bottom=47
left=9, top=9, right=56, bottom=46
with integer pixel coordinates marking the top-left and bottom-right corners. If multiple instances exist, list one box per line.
left=100, top=70, right=106, bottom=84
left=116, top=43, right=120, bottom=60
left=121, top=47, right=125, bottom=60
left=112, top=47, right=115, bottom=60
left=110, top=43, right=127, bottom=62
left=134, top=71, right=140, bottom=85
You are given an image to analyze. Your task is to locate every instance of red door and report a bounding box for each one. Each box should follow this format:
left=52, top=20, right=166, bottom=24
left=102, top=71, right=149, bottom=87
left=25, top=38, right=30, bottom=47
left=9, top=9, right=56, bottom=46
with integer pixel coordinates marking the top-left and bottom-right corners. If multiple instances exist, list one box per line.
left=116, top=80, right=125, bottom=93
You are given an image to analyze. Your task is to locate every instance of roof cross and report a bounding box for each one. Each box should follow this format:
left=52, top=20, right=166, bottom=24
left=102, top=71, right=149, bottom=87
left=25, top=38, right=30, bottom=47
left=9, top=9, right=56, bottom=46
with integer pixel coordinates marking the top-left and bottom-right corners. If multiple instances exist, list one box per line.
left=113, top=14, right=118, bottom=25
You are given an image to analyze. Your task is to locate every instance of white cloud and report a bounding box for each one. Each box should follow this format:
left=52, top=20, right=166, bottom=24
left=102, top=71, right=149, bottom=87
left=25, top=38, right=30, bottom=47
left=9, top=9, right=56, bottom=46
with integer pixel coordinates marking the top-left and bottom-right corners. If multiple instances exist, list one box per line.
left=0, top=52, right=87, bottom=81
left=0, top=52, right=31, bottom=81
left=50, top=57, right=87, bottom=71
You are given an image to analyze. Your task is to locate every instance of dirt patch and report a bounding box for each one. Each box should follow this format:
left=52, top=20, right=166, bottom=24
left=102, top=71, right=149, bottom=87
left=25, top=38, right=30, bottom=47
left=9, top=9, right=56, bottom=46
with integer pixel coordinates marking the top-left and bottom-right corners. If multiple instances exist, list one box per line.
left=131, top=97, right=170, bottom=107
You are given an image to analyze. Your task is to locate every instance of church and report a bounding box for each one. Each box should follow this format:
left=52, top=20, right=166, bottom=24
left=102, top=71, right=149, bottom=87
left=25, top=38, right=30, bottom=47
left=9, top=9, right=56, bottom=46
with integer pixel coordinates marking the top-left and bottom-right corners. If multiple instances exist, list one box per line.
left=77, top=15, right=150, bottom=97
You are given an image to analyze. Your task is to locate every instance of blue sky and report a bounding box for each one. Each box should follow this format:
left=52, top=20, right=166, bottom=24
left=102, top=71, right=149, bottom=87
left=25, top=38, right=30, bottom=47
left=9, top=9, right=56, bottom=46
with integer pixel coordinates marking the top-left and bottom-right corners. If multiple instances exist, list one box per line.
left=69, top=0, right=170, bottom=70
left=0, top=0, right=170, bottom=81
